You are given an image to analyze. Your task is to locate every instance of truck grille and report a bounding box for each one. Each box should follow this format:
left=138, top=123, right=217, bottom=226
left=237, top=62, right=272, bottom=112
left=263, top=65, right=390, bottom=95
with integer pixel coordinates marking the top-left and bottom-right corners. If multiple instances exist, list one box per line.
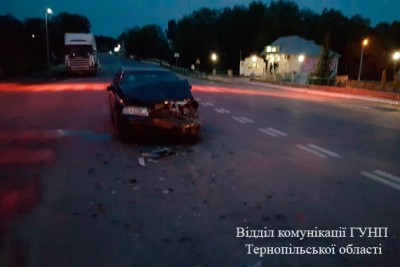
left=69, top=57, right=90, bottom=70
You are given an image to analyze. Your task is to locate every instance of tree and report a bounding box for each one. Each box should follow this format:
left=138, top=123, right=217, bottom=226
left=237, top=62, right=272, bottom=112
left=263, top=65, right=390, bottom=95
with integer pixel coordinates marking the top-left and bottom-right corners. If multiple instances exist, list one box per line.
left=0, top=15, right=26, bottom=76
left=176, top=8, right=219, bottom=70
left=217, top=5, right=258, bottom=73
left=23, top=18, right=47, bottom=68
left=166, top=19, right=178, bottom=50
left=122, top=25, right=170, bottom=60
left=96, top=35, right=117, bottom=53
left=310, top=34, right=335, bottom=84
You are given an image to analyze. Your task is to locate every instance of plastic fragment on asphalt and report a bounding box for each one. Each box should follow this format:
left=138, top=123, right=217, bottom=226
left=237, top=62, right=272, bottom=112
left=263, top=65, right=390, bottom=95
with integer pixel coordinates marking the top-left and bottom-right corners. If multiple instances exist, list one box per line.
left=163, top=188, right=174, bottom=194
left=141, top=147, right=180, bottom=163
left=138, top=146, right=193, bottom=165
left=131, top=186, right=140, bottom=191
left=148, top=147, right=178, bottom=162
left=138, top=157, right=146, bottom=167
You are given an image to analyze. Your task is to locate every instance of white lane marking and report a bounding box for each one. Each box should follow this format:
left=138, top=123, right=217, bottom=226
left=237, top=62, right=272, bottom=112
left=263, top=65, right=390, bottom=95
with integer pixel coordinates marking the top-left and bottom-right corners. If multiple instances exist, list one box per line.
left=297, top=144, right=341, bottom=159
left=296, top=144, right=327, bottom=158
left=259, top=128, right=278, bottom=137
left=259, top=127, right=288, bottom=137
left=361, top=170, right=400, bottom=192
left=373, top=170, right=400, bottom=184
left=194, top=97, right=201, bottom=102
left=214, top=108, right=231, bottom=114
left=240, top=116, right=254, bottom=123
left=201, top=102, right=214, bottom=107
left=267, top=127, right=288, bottom=137
left=232, top=116, right=254, bottom=124
left=307, top=144, right=341, bottom=158
left=233, top=116, right=247, bottom=124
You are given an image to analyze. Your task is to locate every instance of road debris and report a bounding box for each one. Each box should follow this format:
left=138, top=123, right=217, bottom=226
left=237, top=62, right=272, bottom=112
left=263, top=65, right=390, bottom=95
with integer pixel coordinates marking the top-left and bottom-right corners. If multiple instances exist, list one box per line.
left=143, top=147, right=179, bottom=162
left=138, top=147, right=190, bottom=167
left=138, top=157, right=146, bottom=167
left=162, top=188, right=174, bottom=194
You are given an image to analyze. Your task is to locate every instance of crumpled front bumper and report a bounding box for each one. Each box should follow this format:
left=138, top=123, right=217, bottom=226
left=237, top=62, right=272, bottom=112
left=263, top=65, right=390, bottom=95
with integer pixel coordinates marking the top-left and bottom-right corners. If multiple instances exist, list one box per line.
left=122, top=115, right=202, bottom=136
left=151, top=117, right=202, bottom=135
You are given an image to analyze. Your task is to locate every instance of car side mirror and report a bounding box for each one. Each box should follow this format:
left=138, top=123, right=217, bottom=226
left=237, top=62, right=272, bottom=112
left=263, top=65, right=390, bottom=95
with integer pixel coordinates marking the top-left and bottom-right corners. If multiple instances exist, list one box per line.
left=107, top=85, right=114, bottom=91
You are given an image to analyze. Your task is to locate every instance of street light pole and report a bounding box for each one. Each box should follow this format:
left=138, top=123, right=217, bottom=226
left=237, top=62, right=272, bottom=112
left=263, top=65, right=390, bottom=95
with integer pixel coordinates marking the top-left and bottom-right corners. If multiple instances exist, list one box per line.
left=393, top=51, right=400, bottom=74
left=45, top=8, right=53, bottom=64
left=357, top=38, right=368, bottom=82
left=211, top=52, right=217, bottom=75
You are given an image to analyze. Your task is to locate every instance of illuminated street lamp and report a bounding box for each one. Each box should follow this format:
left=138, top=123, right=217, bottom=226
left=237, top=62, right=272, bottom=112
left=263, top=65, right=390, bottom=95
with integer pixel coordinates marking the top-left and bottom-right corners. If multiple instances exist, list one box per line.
left=357, top=38, right=368, bottom=82
left=211, top=52, right=218, bottom=75
left=297, top=54, right=305, bottom=83
left=298, top=54, right=305, bottom=72
left=393, top=51, right=400, bottom=74
left=45, top=7, right=53, bottom=64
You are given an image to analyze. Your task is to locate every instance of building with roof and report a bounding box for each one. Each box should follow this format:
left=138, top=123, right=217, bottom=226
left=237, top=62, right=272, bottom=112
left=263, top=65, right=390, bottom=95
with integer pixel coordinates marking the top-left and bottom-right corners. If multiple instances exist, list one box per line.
left=239, top=55, right=266, bottom=77
left=260, top=35, right=340, bottom=83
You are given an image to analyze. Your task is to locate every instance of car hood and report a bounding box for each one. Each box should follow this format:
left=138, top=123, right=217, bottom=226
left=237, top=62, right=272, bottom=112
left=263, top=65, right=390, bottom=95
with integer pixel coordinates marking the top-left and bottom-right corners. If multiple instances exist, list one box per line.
left=120, top=80, right=193, bottom=103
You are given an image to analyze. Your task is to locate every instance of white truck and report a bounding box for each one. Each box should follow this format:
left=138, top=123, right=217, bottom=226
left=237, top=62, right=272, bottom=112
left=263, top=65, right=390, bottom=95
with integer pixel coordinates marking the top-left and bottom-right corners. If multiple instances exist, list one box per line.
left=64, top=33, right=100, bottom=76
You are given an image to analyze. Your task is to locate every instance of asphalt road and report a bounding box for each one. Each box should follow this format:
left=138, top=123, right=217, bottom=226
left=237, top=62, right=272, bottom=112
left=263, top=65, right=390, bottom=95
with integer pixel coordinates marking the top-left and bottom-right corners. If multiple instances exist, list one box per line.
left=0, top=54, right=399, bottom=267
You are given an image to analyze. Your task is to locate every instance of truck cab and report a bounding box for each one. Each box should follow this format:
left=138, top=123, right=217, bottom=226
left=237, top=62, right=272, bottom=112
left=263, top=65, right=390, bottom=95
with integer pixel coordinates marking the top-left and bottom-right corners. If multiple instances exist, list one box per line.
left=64, top=33, right=100, bottom=76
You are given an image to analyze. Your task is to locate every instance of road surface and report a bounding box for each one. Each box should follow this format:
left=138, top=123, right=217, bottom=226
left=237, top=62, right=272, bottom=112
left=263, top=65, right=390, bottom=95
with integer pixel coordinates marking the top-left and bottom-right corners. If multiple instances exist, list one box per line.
left=0, top=54, right=399, bottom=267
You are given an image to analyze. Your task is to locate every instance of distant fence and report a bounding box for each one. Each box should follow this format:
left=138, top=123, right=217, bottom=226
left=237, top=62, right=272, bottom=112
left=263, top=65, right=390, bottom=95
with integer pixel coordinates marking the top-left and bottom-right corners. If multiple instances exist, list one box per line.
left=256, top=73, right=400, bottom=92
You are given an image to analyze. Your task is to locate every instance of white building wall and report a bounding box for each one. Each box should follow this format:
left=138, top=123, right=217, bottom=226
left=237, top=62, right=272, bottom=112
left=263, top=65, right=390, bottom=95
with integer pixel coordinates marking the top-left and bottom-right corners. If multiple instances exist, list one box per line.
left=240, top=56, right=266, bottom=77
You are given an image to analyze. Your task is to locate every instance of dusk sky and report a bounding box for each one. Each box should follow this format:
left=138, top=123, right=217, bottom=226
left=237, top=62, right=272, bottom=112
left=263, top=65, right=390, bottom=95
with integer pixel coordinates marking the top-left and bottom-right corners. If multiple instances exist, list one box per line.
left=1, top=0, right=399, bottom=37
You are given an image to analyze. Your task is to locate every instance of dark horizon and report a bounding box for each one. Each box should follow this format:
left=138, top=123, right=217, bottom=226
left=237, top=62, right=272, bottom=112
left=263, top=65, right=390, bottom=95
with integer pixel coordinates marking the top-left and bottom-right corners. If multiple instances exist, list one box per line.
left=1, top=0, right=400, bottom=38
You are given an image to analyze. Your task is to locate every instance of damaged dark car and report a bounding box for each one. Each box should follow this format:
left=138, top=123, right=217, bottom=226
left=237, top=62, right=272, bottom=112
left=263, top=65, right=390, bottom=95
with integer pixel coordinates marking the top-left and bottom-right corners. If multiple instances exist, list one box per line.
left=107, top=67, right=202, bottom=140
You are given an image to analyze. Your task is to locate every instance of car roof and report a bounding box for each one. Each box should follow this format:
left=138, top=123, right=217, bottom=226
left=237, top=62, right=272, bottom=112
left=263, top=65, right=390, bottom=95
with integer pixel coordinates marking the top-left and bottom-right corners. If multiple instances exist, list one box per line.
left=120, top=67, right=172, bottom=73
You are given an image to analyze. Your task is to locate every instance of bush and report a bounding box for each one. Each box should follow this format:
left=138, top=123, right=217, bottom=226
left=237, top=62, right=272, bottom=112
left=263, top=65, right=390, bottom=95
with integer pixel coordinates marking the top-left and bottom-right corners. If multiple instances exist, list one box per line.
left=308, top=75, right=336, bottom=86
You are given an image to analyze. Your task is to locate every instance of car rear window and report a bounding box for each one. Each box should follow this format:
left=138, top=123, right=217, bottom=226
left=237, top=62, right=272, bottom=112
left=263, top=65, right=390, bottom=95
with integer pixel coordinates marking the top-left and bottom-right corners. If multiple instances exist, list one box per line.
left=122, top=71, right=179, bottom=85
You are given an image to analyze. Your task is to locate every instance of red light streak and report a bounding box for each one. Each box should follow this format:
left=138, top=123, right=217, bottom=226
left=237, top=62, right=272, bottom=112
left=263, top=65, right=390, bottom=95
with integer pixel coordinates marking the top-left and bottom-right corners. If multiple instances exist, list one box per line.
left=0, top=176, right=42, bottom=222
left=0, top=82, right=328, bottom=103
left=191, top=85, right=329, bottom=101
left=191, top=85, right=290, bottom=97
left=0, top=148, right=55, bottom=165
left=0, top=82, right=108, bottom=92
left=0, top=129, right=61, bottom=143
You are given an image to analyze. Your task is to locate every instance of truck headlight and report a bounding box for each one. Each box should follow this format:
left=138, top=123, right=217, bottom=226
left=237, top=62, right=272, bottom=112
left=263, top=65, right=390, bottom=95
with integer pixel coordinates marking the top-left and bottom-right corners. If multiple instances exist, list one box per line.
left=122, top=106, right=149, bottom=116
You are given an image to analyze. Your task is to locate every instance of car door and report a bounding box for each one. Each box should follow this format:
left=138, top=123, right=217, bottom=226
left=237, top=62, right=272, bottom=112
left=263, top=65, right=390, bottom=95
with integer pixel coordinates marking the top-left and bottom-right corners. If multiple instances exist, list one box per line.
left=108, top=70, right=123, bottom=113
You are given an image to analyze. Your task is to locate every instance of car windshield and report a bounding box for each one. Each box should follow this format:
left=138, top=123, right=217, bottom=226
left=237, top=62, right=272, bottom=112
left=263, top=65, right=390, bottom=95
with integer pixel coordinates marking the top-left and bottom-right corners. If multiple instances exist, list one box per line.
left=65, top=45, right=93, bottom=56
